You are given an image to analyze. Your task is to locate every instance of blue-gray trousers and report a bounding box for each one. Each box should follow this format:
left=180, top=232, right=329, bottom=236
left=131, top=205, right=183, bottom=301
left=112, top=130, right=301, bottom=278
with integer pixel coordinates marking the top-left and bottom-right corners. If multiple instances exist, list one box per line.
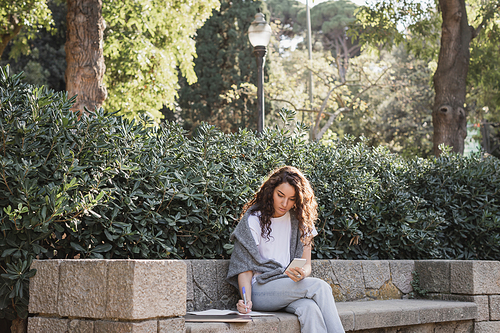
left=251, top=277, right=345, bottom=333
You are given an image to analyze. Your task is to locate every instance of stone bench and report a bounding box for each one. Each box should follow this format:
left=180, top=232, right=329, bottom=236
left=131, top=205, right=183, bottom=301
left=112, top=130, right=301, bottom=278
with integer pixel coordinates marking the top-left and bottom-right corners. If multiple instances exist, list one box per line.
left=185, top=259, right=500, bottom=332
left=186, top=299, right=477, bottom=332
left=27, top=259, right=500, bottom=332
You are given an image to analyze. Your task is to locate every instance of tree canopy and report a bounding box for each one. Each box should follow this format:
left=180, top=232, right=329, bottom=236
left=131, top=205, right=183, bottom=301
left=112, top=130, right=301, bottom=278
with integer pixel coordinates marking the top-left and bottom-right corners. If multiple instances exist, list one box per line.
left=103, top=0, right=220, bottom=120
left=0, top=0, right=53, bottom=58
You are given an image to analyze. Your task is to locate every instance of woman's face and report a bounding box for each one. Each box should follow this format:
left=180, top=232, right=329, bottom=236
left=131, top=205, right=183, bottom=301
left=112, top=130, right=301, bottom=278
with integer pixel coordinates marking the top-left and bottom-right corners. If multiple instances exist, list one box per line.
left=272, top=182, right=297, bottom=218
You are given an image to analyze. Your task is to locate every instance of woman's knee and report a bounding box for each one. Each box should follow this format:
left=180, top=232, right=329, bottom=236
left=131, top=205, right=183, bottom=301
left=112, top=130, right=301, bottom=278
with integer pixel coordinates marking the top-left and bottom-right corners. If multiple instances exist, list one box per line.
left=307, top=277, right=332, bottom=292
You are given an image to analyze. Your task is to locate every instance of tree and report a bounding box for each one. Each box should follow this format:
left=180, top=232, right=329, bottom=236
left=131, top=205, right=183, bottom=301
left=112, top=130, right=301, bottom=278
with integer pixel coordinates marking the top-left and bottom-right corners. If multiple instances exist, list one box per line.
left=333, top=46, right=435, bottom=158
left=65, top=0, right=107, bottom=113
left=176, top=0, right=264, bottom=133
left=0, top=0, right=53, bottom=58
left=103, top=0, right=219, bottom=121
left=306, top=0, right=360, bottom=81
left=0, top=1, right=66, bottom=92
left=355, top=0, right=500, bottom=155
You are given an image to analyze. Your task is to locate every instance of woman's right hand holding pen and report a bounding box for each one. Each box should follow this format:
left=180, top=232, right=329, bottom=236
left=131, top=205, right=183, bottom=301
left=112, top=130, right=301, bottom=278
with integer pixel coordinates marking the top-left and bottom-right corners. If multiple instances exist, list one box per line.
left=237, top=299, right=253, bottom=314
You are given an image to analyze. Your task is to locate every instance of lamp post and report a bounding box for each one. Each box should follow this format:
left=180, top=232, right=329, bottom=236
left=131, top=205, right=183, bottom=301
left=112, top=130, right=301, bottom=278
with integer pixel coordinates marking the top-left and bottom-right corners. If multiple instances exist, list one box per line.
left=248, top=12, right=271, bottom=133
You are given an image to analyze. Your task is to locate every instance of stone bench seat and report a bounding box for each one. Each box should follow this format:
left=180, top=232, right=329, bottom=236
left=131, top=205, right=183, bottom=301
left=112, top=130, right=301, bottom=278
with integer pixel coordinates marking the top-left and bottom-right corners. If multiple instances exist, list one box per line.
left=185, top=299, right=477, bottom=332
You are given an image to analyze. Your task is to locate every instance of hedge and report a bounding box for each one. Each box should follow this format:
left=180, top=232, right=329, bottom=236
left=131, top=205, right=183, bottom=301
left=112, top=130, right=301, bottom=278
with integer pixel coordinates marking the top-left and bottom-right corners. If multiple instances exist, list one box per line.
left=1, top=66, right=500, bottom=319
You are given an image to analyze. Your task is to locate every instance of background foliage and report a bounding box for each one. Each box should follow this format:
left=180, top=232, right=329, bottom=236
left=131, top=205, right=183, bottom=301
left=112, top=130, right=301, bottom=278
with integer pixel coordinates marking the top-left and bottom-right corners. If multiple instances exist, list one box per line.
left=175, top=0, right=265, bottom=134
left=1, top=67, right=500, bottom=319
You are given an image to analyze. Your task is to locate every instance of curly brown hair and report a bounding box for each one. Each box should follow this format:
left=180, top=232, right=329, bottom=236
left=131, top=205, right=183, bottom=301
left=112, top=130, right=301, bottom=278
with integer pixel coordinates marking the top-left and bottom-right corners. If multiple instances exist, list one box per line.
left=241, top=166, right=318, bottom=246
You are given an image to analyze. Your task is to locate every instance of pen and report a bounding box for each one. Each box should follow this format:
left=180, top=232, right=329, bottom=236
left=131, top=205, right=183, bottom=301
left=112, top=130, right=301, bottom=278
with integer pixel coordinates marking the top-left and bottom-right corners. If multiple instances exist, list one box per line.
left=242, top=287, right=248, bottom=312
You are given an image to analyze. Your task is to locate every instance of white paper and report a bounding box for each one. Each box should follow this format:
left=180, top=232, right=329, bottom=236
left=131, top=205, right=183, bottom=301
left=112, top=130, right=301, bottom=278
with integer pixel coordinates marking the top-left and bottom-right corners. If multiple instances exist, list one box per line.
left=187, top=309, right=275, bottom=317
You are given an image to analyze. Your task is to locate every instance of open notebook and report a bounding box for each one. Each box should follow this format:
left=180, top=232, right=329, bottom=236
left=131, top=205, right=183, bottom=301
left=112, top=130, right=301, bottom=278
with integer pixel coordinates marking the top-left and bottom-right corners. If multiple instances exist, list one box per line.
left=185, top=309, right=275, bottom=323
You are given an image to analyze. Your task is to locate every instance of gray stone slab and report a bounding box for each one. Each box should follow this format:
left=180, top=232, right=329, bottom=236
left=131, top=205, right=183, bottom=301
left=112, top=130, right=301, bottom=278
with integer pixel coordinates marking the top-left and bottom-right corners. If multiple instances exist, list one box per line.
left=489, top=295, right=500, bottom=321
left=417, top=300, right=477, bottom=324
left=216, top=260, right=239, bottom=310
left=389, top=260, right=415, bottom=294
left=311, top=260, right=339, bottom=286
left=159, top=317, right=186, bottom=333
left=27, top=317, right=68, bottom=333
left=415, top=260, right=453, bottom=293
left=362, top=260, right=391, bottom=290
left=191, top=259, right=219, bottom=311
left=186, top=260, right=194, bottom=301
left=274, top=312, right=301, bottom=333
left=451, top=261, right=500, bottom=295
left=186, top=322, right=230, bottom=333
left=474, top=321, right=500, bottom=333
left=351, top=321, right=473, bottom=333
left=330, top=260, right=365, bottom=301
left=58, top=259, right=108, bottom=318
left=94, top=320, right=158, bottom=333
left=440, top=294, right=489, bottom=322
left=336, top=299, right=476, bottom=330
left=338, top=308, right=355, bottom=331
left=228, top=316, right=280, bottom=332
left=29, top=259, right=61, bottom=315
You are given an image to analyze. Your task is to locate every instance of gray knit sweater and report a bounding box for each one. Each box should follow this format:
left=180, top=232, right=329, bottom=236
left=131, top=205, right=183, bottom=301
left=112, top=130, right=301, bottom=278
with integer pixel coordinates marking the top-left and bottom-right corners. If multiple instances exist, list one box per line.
left=225, top=206, right=304, bottom=289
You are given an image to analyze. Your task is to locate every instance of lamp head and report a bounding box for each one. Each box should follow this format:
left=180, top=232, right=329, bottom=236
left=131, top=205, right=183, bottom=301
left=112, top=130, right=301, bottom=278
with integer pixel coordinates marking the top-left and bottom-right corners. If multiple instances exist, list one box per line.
left=248, top=13, right=272, bottom=47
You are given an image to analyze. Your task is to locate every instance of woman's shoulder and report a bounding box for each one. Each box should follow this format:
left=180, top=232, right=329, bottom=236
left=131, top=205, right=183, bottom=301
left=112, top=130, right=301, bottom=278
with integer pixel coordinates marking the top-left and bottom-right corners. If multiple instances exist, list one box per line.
left=247, top=211, right=261, bottom=227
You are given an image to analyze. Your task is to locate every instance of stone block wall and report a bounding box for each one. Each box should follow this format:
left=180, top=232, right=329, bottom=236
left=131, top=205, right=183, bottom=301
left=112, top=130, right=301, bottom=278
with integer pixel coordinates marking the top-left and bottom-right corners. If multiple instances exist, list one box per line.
left=415, top=260, right=500, bottom=333
left=28, top=259, right=187, bottom=333
left=186, top=259, right=416, bottom=311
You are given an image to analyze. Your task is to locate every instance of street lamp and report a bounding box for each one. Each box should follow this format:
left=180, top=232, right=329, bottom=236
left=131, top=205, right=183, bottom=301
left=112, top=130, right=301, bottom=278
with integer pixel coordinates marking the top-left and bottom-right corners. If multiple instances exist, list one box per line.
left=248, top=12, right=271, bottom=133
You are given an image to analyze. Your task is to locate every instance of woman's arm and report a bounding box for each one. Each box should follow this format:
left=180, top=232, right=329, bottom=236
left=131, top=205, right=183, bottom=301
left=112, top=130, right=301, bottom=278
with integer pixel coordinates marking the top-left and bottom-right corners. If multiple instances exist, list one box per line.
left=237, top=270, right=253, bottom=313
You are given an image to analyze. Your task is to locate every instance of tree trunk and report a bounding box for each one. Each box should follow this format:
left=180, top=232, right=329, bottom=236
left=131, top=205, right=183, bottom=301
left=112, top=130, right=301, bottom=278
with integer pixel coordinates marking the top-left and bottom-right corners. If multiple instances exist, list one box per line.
left=65, top=0, right=107, bottom=114
left=432, top=0, right=472, bottom=156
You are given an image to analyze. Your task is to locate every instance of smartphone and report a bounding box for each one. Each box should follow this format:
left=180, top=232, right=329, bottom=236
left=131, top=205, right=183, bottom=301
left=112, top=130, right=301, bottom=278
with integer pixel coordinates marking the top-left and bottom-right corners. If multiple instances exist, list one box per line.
left=283, top=258, right=306, bottom=274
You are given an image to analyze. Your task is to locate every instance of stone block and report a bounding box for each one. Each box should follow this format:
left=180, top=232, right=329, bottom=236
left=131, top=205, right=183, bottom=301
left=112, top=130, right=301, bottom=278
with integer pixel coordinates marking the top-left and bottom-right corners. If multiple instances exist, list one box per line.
left=29, top=259, right=61, bottom=315
left=58, top=259, right=108, bottom=318
left=228, top=316, right=280, bottom=332
left=440, top=294, right=489, bottom=321
left=191, top=260, right=219, bottom=311
left=159, top=317, right=186, bottom=333
left=27, top=317, right=68, bottom=333
left=338, top=307, right=355, bottom=331
left=414, top=260, right=452, bottom=293
left=474, top=321, right=500, bottom=333
left=362, top=260, right=391, bottom=290
left=311, top=260, right=339, bottom=286
left=186, top=260, right=194, bottom=301
left=94, top=320, right=157, bottom=333
left=350, top=301, right=407, bottom=330
left=216, top=260, right=239, bottom=310
left=451, top=261, right=500, bottom=295
left=489, top=295, right=500, bottom=320
left=106, top=260, right=186, bottom=320
left=366, top=280, right=402, bottom=300
left=330, top=260, right=365, bottom=301
left=69, top=319, right=95, bottom=333
left=275, top=312, right=300, bottom=333
left=185, top=322, right=230, bottom=333
left=418, top=300, right=476, bottom=324
left=389, top=260, right=415, bottom=294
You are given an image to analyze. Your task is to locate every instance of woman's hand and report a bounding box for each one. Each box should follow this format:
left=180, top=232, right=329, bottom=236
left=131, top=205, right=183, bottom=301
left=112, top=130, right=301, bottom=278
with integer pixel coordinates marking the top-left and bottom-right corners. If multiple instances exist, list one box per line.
left=237, top=299, right=253, bottom=314
left=285, top=266, right=306, bottom=282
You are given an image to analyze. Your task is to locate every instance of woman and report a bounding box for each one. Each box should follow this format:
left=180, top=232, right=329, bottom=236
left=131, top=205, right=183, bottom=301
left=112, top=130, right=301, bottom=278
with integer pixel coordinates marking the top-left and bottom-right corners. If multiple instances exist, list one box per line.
left=226, top=166, right=344, bottom=333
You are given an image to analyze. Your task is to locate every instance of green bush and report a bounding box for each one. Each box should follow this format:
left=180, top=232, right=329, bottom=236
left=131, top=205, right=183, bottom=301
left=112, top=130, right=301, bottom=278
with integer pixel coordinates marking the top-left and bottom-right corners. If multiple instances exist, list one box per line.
left=1, top=66, right=500, bottom=320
